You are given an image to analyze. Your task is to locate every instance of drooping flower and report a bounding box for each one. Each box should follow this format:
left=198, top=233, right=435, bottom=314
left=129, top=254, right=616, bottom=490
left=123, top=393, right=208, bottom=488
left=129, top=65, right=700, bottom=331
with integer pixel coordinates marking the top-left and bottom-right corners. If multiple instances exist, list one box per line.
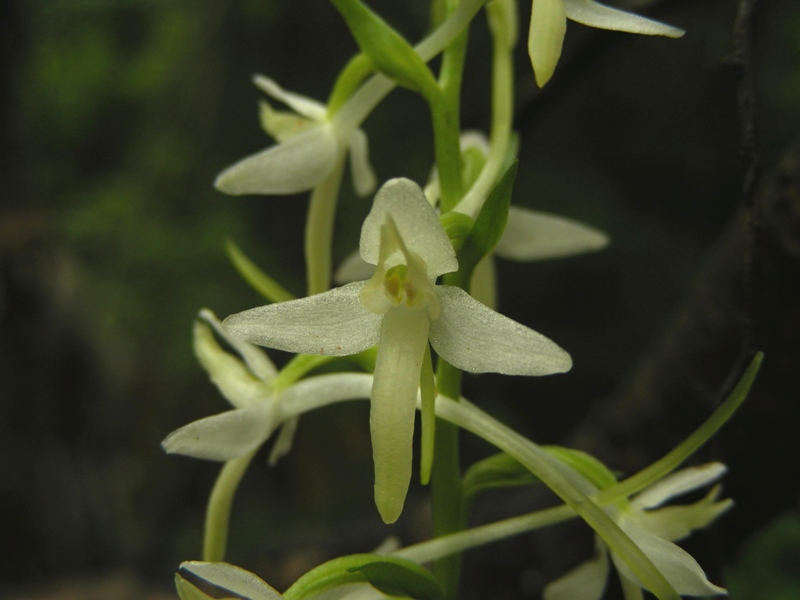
left=161, top=309, right=373, bottom=464
left=214, top=74, right=376, bottom=197
left=529, top=0, right=685, bottom=87
left=543, top=463, right=732, bottom=600
left=223, top=177, right=572, bottom=523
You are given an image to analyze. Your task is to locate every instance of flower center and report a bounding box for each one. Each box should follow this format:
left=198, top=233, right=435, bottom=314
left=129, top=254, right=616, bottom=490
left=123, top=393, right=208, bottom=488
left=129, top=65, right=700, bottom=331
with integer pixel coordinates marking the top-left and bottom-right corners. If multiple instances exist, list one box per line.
left=359, top=217, right=441, bottom=319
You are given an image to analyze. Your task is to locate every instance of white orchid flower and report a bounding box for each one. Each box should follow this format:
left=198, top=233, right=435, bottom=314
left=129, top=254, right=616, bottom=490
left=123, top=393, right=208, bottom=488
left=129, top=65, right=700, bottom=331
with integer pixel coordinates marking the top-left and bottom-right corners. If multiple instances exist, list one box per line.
left=161, top=309, right=372, bottom=464
left=529, top=0, right=685, bottom=87
left=544, top=463, right=732, bottom=600
left=214, top=74, right=376, bottom=197
left=223, top=177, right=572, bottom=523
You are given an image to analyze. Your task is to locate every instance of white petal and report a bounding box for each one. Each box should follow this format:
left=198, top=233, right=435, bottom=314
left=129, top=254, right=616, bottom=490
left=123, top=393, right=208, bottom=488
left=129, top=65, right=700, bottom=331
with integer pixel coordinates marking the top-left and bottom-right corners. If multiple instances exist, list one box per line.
left=193, top=320, right=270, bottom=409
left=631, top=487, right=733, bottom=542
left=360, top=178, right=458, bottom=277
left=429, top=286, right=572, bottom=375
left=371, top=307, right=430, bottom=524
left=223, top=282, right=381, bottom=356
left=459, top=129, right=491, bottom=154
left=252, top=74, right=327, bottom=121
left=631, top=463, right=728, bottom=510
left=528, top=0, right=567, bottom=87
left=267, top=416, right=298, bottom=466
left=277, top=373, right=375, bottom=420
left=199, top=309, right=278, bottom=383
left=348, top=129, right=378, bottom=198
left=494, top=207, right=609, bottom=261
left=334, top=250, right=374, bottom=284
left=161, top=403, right=275, bottom=461
left=543, top=544, right=610, bottom=600
left=469, top=255, right=498, bottom=310
left=564, top=0, right=684, bottom=38
left=613, top=522, right=727, bottom=596
left=214, top=124, right=338, bottom=196
left=179, top=561, right=285, bottom=600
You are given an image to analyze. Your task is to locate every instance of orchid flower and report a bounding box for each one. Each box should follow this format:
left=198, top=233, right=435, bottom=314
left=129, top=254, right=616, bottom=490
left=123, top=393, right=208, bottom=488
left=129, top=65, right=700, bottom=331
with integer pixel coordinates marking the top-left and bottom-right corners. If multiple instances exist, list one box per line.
left=544, top=463, right=732, bottom=600
left=223, top=177, right=572, bottom=523
left=529, top=0, right=685, bottom=87
left=161, top=309, right=372, bottom=464
left=214, top=74, right=376, bottom=197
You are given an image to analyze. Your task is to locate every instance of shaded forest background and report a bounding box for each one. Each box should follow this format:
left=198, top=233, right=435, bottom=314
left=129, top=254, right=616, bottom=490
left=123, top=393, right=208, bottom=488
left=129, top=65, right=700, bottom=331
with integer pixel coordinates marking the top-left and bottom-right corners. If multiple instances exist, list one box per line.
left=1, top=0, right=799, bottom=598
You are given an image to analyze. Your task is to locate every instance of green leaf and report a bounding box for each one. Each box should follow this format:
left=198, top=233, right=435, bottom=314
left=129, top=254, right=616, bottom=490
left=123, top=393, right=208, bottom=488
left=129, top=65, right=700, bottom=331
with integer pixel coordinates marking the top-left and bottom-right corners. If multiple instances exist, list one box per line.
left=462, top=447, right=617, bottom=508
left=284, top=554, right=442, bottom=600
left=462, top=452, right=541, bottom=506
left=330, top=0, right=440, bottom=100
left=595, top=351, right=764, bottom=505
left=225, top=238, right=295, bottom=304
left=453, top=160, right=517, bottom=286
left=349, top=557, right=444, bottom=600
left=546, top=446, right=618, bottom=491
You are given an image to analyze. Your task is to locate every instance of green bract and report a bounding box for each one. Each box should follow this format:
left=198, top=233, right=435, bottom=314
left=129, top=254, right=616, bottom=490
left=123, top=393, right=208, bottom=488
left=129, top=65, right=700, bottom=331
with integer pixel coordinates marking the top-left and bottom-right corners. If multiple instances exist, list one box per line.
left=528, top=0, right=685, bottom=87
left=223, top=178, right=572, bottom=523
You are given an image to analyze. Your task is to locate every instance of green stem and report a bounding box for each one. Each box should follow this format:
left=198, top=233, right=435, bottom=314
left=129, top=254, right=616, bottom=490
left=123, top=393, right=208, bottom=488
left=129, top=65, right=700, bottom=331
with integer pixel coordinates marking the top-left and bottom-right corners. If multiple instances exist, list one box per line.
left=455, top=0, right=515, bottom=217
left=305, top=156, right=346, bottom=296
left=395, top=504, right=574, bottom=563
left=203, top=449, right=258, bottom=561
left=431, top=6, right=468, bottom=213
left=431, top=358, right=464, bottom=598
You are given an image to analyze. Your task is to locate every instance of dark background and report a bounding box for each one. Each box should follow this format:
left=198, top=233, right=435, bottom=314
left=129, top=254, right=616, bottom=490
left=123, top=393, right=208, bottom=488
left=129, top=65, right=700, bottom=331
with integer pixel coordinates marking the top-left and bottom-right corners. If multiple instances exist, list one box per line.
left=1, top=0, right=799, bottom=598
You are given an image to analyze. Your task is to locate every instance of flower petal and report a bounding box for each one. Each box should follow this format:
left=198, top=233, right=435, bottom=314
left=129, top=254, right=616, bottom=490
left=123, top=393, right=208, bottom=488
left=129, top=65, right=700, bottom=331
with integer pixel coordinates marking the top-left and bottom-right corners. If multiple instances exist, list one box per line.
left=223, top=282, right=381, bottom=356
left=430, top=285, right=572, bottom=375
left=161, top=403, right=275, bottom=461
left=348, top=128, right=378, bottom=198
left=613, top=521, right=727, bottom=596
left=214, top=124, right=338, bottom=196
left=193, top=319, right=270, bottom=409
left=199, top=309, right=278, bottom=383
left=360, top=178, right=458, bottom=277
left=267, top=416, right=298, bottom=466
left=277, top=373, right=375, bottom=420
left=371, top=307, right=430, bottom=524
left=252, top=74, right=327, bottom=121
left=528, top=0, right=567, bottom=87
left=543, top=543, right=610, bottom=600
left=178, top=561, right=285, bottom=600
left=469, top=255, right=498, bottom=310
left=334, top=250, right=374, bottom=284
left=494, top=207, right=609, bottom=261
left=564, top=0, right=684, bottom=38
left=631, top=463, right=727, bottom=510
left=630, top=486, right=733, bottom=542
